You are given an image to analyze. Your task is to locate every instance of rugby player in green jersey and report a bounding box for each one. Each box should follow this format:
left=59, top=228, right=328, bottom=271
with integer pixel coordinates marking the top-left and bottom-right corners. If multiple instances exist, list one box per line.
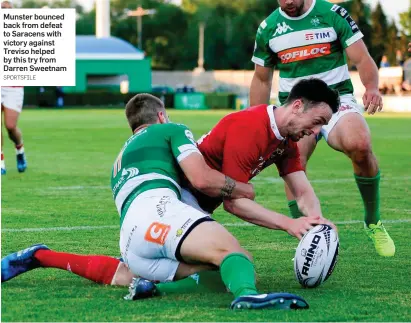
left=250, top=0, right=395, bottom=257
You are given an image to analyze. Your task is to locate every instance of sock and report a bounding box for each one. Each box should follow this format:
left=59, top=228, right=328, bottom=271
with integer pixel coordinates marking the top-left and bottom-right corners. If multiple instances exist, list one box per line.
left=354, top=171, right=381, bottom=226
left=155, top=271, right=226, bottom=296
left=220, top=253, right=258, bottom=298
left=1, top=152, right=5, bottom=169
left=15, top=143, right=24, bottom=154
left=288, top=200, right=303, bottom=218
left=34, top=250, right=120, bottom=285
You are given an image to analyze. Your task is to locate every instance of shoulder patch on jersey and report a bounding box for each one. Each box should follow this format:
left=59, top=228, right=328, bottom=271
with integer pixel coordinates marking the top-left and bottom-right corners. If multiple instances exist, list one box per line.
left=260, top=20, right=267, bottom=29
left=330, top=4, right=360, bottom=33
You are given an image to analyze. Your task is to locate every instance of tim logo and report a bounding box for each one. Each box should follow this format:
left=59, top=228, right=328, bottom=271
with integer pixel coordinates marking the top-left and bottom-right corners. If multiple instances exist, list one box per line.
left=305, top=32, right=330, bottom=40
left=144, top=222, right=170, bottom=245
left=279, top=44, right=331, bottom=64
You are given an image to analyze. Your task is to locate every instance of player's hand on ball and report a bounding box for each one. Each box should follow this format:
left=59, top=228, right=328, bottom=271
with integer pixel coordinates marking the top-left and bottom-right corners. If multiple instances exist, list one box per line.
left=363, top=88, right=383, bottom=115
left=288, top=216, right=321, bottom=240
left=319, top=217, right=338, bottom=233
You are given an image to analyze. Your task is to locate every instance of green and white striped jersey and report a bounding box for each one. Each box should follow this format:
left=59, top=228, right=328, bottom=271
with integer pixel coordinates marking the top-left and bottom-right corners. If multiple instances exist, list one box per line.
left=252, top=0, right=363, bottom=103
left=110, top=123, right=200, bottom=220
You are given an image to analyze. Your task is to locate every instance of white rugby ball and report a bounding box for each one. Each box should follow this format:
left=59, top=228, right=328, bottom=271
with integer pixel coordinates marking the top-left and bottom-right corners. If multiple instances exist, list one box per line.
left=294, top=224, right=339, bottom=288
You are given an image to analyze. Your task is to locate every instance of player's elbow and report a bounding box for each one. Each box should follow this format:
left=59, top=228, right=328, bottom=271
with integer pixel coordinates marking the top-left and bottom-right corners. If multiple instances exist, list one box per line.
left=189, top=174, right=209, bottom=192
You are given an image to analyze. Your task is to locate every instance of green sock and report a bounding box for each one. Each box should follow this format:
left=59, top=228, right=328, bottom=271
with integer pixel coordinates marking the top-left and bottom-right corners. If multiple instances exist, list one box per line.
left=288, top=200, right=303, bottom=218
left=354, top=171, right=381, bottom=225
left=155, top=271, right=226, bottom=296
left=220, top=253, right=258, bottom=298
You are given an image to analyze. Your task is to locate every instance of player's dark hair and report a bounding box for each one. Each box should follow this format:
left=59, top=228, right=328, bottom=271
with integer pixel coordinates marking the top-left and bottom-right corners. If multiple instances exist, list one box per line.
left=284, top=78, right=340, bottom=113
left=125, top=93, right=165, bottom=131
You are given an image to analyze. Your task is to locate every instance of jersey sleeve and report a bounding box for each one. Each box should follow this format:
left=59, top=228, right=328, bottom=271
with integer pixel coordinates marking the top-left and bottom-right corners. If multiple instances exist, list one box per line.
left=330, top=4, right=363, bottom=49
left=169, top=124, right=202, bottom=163
left=275, top=140, right=304, bottom=177
left=251, top=20, right=277, bottom=68
left=221, top=123, right=261, bottom=183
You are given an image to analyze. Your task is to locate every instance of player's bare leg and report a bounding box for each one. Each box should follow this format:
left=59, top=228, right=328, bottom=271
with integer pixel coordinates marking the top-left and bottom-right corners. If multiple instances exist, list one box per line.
left=177, top=220, right=308, bottom=310
left=326, top=113, right=395, bottom=257
left=3, top=107, right=26, bottom=172
left=111, top=262, right=135, bottom=286
left=284, top=134, right=317, bottom=218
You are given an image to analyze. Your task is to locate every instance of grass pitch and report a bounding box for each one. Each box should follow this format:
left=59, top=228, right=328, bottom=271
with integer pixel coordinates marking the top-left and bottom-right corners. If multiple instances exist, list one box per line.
left=1, top=109, right=411, bottom=322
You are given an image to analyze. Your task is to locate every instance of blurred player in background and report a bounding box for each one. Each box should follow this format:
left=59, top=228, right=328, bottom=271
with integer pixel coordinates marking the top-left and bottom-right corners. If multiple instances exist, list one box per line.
left=1, top=0, right=28, bottom=175
left=2, top=79, right=337, bottom=303
left=250, top=0, right=395, bottom=257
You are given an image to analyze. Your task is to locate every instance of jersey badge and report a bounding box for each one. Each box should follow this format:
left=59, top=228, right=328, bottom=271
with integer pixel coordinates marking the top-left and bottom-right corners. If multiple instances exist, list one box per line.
left=311, top=17, right=320, bottom=27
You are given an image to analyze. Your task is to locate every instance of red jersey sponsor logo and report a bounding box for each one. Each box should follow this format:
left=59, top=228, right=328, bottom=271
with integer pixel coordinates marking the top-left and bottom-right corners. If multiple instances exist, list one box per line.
left=278, top=43, right=331, bottom=64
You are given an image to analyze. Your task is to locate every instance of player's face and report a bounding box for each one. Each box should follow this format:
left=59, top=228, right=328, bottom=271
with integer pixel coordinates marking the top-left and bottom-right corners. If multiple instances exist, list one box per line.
left=288, top=101, right=332, bottom=142
left=1, top=1, right=13, bottom=9
left=277, top=0, right=305, bottom=17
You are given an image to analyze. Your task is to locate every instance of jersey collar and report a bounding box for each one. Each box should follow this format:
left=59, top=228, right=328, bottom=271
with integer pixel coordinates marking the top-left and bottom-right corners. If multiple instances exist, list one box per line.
left=279, top=0, right=316, bottom=20
left=267, top=105, right=284, bottom=141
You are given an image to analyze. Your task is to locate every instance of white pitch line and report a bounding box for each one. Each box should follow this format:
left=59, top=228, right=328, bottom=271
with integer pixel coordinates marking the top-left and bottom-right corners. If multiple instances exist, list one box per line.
left=40, top=176, right=411, bottom=190
left=2, top=219, right=411, bottom=233
left=48, top=186, right=109, bottom=190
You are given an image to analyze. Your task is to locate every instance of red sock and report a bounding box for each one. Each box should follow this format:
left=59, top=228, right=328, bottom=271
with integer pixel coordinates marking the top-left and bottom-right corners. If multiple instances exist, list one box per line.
left=35, top=250, right=121, bottom=285
left=15, top=143, right=24, bottom=150
left=1, top=153, right=4, bottom=160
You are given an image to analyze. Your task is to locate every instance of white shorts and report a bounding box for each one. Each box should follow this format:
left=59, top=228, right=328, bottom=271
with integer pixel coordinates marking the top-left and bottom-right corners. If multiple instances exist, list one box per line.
left=1, top=87, right=24, bottom=113
left=320, top=94, right=364, bottom=142
left=119, top=188, right=213, bottom=282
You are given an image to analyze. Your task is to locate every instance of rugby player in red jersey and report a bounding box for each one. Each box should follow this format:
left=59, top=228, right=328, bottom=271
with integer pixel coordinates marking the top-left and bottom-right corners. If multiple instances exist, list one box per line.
left=2, top=79, right=339, bottom=298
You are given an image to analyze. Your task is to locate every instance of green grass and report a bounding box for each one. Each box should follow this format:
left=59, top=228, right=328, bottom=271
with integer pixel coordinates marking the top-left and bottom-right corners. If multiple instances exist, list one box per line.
left=1, top=109, right=411, bottom=322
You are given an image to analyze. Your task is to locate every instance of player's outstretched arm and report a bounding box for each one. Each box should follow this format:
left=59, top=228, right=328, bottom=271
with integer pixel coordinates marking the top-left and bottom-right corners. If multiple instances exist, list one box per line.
left=283, top=171, right=337, bottom=231
left=283, top=171, right=322, bottom=218
left=179, top=153, right=255, bottom=200
left=223, top=198, right=321, bottom=240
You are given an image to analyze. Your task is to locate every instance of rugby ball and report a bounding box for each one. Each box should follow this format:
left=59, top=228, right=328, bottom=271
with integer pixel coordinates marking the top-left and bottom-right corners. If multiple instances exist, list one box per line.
left=294, top=224, right=339, bottom=288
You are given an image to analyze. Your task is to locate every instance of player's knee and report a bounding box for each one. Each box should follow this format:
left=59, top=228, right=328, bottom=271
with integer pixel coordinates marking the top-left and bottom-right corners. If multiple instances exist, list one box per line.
left=213, top=245, right=252, bottom=266
left=5, top=120, right=17, bottom=132
left=344, top=136, right=373, bottom=162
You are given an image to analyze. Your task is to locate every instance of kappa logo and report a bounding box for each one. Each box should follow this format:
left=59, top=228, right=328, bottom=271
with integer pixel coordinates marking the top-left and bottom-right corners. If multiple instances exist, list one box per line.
left=273, top=22, right=294, bottom=36
left=144, top=222, right=171, bottom=245
left=278, top=44, right=331, bottom=64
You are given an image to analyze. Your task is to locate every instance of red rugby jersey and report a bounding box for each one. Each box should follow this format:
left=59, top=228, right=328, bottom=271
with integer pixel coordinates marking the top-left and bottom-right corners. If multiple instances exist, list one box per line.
left=192, top=104, right=304, bottom=213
